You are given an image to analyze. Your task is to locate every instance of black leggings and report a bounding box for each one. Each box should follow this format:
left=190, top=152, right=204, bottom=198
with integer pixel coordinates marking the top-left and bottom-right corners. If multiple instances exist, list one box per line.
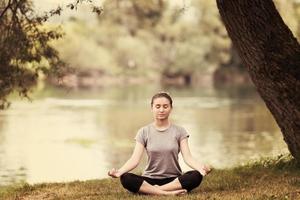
left=120, top=170, right=202, bottom=193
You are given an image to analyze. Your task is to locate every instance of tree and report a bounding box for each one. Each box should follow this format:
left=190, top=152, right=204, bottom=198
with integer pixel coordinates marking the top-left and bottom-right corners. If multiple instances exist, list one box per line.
left=216, top=0, right=300, bottom=160
left=0, top=0, right=101, bottom=109
left=0, top=0, right=67, bottom=109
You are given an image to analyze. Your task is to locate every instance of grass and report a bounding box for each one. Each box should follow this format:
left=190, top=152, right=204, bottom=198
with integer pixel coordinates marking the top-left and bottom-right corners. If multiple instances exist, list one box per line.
left=1, top=155, right=300, bottom=200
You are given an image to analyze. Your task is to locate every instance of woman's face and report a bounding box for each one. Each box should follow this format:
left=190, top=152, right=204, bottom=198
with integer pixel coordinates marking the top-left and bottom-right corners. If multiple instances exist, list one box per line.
left=151, top=97, right=172, bottom=120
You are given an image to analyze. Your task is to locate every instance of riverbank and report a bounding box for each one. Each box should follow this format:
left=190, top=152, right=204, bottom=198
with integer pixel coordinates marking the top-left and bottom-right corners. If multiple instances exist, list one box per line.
left=1, top=155, right=299, bottom=200
left=46, top=67, right=252, bottom=89
left=46, top=68, right=215, bottom=89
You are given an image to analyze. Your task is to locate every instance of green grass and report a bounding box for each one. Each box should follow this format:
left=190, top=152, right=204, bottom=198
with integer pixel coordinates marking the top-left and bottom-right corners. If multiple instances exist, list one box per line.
left=1, top=155, right=300, bottom=200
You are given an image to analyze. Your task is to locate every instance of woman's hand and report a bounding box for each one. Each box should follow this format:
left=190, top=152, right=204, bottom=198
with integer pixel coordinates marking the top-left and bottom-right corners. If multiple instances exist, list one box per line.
left=199, top=165, right=212, bottom=176
left=203, top=165, right=212, bottom=175
left=108, top=168, right=122, bottom=178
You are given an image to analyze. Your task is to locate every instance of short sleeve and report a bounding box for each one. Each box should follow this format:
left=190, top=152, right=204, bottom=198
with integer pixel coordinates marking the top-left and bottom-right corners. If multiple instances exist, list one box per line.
left=178, top=126, right=190, bottom=141
left=134, top=127, right=147, bottom=147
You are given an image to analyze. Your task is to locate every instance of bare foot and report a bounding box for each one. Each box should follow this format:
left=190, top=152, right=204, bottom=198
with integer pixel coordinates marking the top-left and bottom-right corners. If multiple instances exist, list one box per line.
left=165, top=189, right=187, bottom=196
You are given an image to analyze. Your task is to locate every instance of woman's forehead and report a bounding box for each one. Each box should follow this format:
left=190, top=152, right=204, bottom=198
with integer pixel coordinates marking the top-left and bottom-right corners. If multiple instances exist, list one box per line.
left=153, top=97, right=171, bottom=104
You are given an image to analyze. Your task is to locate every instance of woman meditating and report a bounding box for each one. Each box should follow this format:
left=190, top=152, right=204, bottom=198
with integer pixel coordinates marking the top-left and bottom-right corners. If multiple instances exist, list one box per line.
left=108, top=92, right=211, bottom=195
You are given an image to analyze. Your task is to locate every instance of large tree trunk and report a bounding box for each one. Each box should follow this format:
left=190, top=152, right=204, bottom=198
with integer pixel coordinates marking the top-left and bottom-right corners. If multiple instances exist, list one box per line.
left=216, top=0, right=300, bottom=160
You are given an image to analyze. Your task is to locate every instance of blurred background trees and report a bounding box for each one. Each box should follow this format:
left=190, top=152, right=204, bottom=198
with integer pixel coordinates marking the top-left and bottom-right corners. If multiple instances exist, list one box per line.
left=1, top=0, right=300, bottom=104
left=52, top=0, right=300, bottom=87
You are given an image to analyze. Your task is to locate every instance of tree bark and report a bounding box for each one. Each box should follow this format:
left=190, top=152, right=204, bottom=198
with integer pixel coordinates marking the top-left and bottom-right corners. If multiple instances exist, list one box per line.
left=216, top=0, right=300, bottom=160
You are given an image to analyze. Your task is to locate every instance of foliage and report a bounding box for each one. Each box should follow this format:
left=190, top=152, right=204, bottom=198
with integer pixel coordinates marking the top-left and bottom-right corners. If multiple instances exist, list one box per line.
left=0, top=0, right=102, bottom=109
left=53, top=0, right=232, bottom=83
left=0, top=0, right=64, bottom=108
left=34, top=0, right=300, bottom=86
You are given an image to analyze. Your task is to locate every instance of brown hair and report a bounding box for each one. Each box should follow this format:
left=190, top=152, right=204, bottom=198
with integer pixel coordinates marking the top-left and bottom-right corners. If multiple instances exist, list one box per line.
left=151, top=92, right=173, bottom=108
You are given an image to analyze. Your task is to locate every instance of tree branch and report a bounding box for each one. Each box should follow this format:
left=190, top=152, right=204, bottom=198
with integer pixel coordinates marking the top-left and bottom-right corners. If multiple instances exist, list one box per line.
left=0, top=0, right=12, bottom=19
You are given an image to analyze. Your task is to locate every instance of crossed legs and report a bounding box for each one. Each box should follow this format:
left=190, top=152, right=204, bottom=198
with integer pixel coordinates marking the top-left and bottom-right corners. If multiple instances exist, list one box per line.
left=138, top=180, right=186, bottom=195
left=120, top=170, right=203, bottom=196
left=154, top=177, right=182, bottom=191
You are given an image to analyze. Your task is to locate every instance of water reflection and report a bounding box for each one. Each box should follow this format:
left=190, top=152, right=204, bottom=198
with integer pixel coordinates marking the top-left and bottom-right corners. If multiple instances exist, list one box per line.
left=176, top=101, right=284, bottom=170
left=0, top=113, right=27, bottom=185
left=0, top=85, right=288, bottom=186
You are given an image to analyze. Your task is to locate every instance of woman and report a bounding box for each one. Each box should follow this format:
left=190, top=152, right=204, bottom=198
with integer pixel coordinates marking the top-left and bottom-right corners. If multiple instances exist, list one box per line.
left=108, top=92, right=211, bottom=196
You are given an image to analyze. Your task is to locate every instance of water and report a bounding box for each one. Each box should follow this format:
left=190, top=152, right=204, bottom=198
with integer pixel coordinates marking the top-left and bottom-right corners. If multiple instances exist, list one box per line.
left=0, top=85, right=288, bottom=186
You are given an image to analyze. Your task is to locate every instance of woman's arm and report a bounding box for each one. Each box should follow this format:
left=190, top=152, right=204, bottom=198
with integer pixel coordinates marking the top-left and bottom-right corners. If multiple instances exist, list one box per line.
left=180, top=138, right=211, bottom=176
left=108, top=141, right=144, bottom=178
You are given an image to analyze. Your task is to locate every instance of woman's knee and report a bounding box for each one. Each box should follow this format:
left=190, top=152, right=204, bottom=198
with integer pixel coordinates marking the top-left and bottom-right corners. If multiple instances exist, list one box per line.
left=190, top=170, right=203, bottom=187
left=179, top=170, right=203, bottom=191
left=120, top=173, right=129, bottom=185
left=120, top=173, right=134, bottom=188
left=120, top=173, right=143, bottom=193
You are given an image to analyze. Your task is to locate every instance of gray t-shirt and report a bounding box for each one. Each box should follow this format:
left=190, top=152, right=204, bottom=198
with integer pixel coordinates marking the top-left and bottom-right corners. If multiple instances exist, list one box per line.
left=135, top=123, right=189, bottom=179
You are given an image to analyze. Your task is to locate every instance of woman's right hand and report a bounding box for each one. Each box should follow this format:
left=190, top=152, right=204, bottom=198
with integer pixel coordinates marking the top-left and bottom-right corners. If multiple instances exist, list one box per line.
left=198, top=165, right=212, bottom=176
left=108, top=168, right=122, bottom=178
left=202, top=165, right=212, bottom=175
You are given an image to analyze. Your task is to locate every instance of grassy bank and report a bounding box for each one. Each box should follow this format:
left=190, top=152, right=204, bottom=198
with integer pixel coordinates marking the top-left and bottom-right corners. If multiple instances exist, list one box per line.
left=1, top=155, right=299, bottom=200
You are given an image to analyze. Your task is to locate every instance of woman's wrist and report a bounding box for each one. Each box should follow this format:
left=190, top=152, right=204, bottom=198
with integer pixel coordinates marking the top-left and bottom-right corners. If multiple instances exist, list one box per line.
left=199, top=165, right=212, bottom=176
left=197, top=168, right=207, bottom=176
left=116, top=169, right=124, bottom=177
left=196, top=164, right=210, bottom=176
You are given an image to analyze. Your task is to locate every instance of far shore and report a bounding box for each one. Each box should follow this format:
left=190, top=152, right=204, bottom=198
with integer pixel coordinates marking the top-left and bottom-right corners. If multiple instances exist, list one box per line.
left=46, top=67, right=252, bottom=89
